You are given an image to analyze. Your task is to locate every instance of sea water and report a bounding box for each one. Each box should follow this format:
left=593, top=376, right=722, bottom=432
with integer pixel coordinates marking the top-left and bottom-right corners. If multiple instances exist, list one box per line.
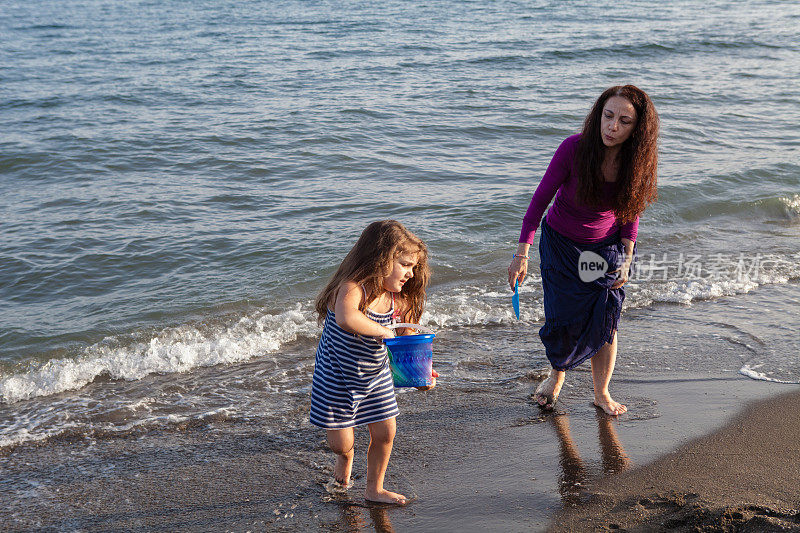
left=1, top=0, right=799, bottom=452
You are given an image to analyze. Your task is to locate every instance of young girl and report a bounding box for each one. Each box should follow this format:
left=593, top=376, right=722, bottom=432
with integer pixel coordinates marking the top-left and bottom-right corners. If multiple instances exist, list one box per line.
left=310, top=220, right=437, bottom=505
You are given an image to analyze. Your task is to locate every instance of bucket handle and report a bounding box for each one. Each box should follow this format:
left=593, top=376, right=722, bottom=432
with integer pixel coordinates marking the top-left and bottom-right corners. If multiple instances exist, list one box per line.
left=386, top=322, right=436, bottom=335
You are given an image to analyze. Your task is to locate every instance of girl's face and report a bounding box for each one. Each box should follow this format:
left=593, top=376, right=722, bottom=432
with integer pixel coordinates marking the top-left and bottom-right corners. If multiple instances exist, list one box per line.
left=383, top=252, right=419, bottom=293
left=600, top=96, right=637, bottom=149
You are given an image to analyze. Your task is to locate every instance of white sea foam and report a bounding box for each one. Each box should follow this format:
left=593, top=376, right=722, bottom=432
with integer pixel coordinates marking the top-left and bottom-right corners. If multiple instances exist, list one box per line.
left=780, top=194, right=800, bottom=219
left=0, top=305, right=320, bottom=405
left=627, top=251, right=800, bottom=308
left=0, top=286, right=541, bottom=406
left=630, top=278, right=761, bottom=307
left=425, top=280, right=549, bottom=329
left=738, top=364, right=800, bottom=385
left=0, top=406, right=234, bottom=450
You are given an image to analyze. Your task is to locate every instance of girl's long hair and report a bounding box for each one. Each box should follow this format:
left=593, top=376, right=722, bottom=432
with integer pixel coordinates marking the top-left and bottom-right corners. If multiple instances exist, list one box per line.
left=315, top=220, right=430, bottom=324
left=575, top=85, right=659, bottom=223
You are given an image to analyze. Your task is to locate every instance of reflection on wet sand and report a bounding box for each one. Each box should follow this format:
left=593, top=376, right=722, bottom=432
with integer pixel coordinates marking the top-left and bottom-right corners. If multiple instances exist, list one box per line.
left=368, top=505, right=396, bottom=533
left=550, top=411, right=631, bottom=506
left=596, top=413, right=631, bottom=476
left=336, top=502, right=395, bottom=533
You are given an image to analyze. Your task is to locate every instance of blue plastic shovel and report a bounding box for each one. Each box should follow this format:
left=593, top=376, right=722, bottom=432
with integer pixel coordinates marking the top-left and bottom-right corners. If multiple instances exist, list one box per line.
left=512, top=279, right=520, bottom=319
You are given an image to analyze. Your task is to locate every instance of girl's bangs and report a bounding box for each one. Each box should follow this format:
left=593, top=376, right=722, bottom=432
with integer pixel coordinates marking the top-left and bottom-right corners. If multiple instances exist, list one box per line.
left=397, top=239, right=425, bottom=258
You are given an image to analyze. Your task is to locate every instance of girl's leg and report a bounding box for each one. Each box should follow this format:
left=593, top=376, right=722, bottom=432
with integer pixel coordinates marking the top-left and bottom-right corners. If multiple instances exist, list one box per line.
left=364, top=417, right=407, bottom=504
left=327, top=428, right=355, bottom=486
left=533, top=368, right=566, bottom=410
left=591, top=331, right=627, bottom=415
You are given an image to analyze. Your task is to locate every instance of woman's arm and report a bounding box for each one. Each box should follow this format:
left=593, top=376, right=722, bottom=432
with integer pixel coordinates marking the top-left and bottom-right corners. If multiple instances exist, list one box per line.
left=611, top=215, right=638, bottom=289
left=334, top=281, right=395, bottom=339
left=619, top=216, right=639, bottom=243
left=510, top=137, right=577, bottom=289
left=610, top=237, right=635, bottom=289
left=620, top=237, right=634, bottom=259
left=518, top=136, right=577, bottom=245
left=508, top=242, right=531, bottom=290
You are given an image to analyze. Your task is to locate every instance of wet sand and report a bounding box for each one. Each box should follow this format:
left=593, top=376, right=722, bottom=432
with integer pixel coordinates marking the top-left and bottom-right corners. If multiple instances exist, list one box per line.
left=1, top=360, right=793, bottom=532
left=549, top=389, right=800, bottom=532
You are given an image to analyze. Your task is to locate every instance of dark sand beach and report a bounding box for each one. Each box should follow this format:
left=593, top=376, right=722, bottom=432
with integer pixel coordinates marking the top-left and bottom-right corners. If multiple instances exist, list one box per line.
left=550, top=389, right=800, bottom=532
left=4, top=278, right=800, bottom=532
left=2, top=354, right=797, bottom=532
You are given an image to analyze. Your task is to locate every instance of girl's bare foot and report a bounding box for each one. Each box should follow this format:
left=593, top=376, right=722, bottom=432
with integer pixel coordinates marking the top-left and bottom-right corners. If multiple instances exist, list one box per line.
left=533, top=372, right=565, bottom=411
left=334, top=451, right=354, bottom=487
left=365, top=488, right=408, bottom=505
left=593, top=394, right=627, bottom=416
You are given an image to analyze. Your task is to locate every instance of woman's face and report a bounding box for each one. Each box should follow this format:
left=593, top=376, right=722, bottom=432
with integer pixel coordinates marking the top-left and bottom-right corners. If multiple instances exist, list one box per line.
left=384, top=252, right=419, bottom=293
left=600, top=96, right=637, bottom=149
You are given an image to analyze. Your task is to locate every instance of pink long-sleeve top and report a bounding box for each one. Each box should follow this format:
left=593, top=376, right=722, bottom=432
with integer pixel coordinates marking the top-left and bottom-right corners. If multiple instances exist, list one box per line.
left=519, top=134, right=639, bottom=245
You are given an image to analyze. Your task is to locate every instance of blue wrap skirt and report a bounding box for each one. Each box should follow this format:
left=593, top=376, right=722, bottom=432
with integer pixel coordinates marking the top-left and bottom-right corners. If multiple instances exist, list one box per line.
left=538, top=219, right=633, bottom=371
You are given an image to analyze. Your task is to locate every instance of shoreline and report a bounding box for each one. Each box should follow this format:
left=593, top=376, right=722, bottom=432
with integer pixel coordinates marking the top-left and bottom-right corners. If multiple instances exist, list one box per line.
left=0, top=360, right=793, bottom=532
left=4, top=288, right=800, bottom=531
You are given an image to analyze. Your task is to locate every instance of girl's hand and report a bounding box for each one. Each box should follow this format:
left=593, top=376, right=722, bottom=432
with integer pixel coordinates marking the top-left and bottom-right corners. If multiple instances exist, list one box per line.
left=378, top=326, right=396, bottom=340
left=393, top=326, right=412, bottom=337
left=508, top=256, right=528, bottom=291
left=416, top=369, right=439, bottom=391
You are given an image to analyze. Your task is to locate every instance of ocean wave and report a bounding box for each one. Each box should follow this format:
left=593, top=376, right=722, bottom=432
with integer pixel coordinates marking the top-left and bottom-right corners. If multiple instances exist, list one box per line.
left=0, top=306, right=319, bottom=405
left=0, top=286, right=540, bottom=405
left=0, top=406, right=234, bottom=452
left=541, top=35, right=785, bottom=63
left=781, top=194, right=800, bottom=219
left=628, top=251, right=800, bottom=307
left=653, top=176, right=800, bottom=224
left=3, top=247, right=799, bottom=405
left=424, top=285, right=545, bottom=329
left=630, top=279, right=760, bottom=307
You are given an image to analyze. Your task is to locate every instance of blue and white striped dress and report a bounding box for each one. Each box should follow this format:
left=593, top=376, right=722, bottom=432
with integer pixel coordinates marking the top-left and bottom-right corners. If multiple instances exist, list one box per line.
left=310, top=301, right=399, bottom=429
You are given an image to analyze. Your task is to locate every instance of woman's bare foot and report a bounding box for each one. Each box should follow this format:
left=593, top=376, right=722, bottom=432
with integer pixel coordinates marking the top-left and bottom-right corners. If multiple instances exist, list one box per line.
left=533, top=371, right=565, bottom=411
left=593, top=394, right=627, bottom=416
left=334, top=451, right=354, bottom=487
left=365, top=487, right=408, bottom=505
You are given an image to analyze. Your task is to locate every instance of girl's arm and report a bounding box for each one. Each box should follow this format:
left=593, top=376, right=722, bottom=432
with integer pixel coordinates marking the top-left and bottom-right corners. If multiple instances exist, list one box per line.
left=334, top=281, right=395, bottom=339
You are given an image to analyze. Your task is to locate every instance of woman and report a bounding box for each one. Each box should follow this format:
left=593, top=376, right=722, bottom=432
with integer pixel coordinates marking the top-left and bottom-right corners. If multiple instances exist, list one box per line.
left=508, top=85, right=658, bottom=416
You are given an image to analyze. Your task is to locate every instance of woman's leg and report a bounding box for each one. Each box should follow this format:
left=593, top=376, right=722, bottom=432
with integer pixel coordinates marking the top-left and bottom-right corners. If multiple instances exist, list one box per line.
left=364, top=417, right=407, bottom=504
left=596, top=410, right=631, bottom=474
left=327, top=428, right=355, bottom=486
left=550, top=414, right=585, bottom=506
left=591, top=331, right=627, bottom=415
left=533, top=368, right=566, bottom=410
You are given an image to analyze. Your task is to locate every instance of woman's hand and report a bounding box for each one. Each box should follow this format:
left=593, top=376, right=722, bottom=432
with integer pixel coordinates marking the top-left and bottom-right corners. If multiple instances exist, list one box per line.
left=610, top=258, right=632, bottom=289
left=610, top=239, right=634, bottom=289
left=416, top=369, right=439, bottom=391
left=508, top=245, right=531, bottom=290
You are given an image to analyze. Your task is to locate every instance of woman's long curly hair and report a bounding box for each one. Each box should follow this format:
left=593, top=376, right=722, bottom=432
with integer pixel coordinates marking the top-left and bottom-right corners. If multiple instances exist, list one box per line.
left=315, top=220, right=430, bottom=324
left=575, top=85, right=659, bottom=223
